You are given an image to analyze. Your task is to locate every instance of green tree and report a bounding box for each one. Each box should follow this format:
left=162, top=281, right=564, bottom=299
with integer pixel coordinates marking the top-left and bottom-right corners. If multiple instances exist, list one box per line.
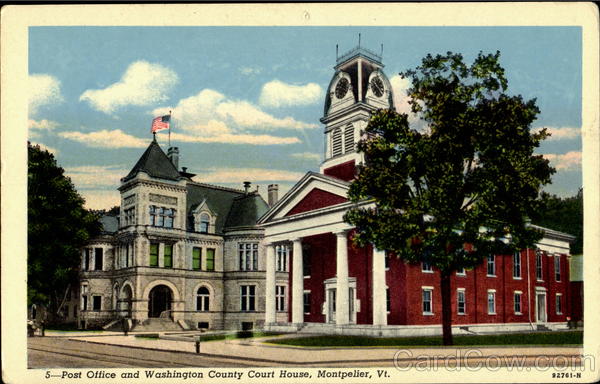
left=344, top=52, right=554, bottom=345
left=534, top=189, right=583, bottom=255
left=28, top=143, right=100, bottom=321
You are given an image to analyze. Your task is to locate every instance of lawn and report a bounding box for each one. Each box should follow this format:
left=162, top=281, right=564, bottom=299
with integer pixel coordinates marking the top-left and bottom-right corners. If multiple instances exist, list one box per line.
left=134, top=331, right=281, bottom=342
left=267, top=331, right=583, bottom=347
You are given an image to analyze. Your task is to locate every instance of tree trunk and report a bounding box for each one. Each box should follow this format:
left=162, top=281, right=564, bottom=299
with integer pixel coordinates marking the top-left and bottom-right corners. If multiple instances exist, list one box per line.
left=440, top=271, right=453, bottom=345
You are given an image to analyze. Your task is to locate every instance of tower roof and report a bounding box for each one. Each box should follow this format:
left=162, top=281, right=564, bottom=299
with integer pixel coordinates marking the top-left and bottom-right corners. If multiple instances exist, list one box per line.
left=123, top=138, right=181, bottom=182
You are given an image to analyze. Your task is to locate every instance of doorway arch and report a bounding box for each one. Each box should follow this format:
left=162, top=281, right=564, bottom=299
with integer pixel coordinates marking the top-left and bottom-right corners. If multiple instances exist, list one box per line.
left=120, top=284, right=133, bottom=318
left=148, top=285, right=173, bottom=318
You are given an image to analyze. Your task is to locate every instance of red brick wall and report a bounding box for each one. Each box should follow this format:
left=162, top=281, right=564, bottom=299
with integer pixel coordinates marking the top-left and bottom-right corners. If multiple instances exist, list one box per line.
left=286, top=189, right=347, bottom=216
left=569, top=281, right=583, bottom=321
left=323, top=160, right=356, bottom=181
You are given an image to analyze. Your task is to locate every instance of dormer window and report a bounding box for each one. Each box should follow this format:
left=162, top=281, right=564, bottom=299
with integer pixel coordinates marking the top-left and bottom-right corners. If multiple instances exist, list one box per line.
left=199, top=213, right=210, bottom=233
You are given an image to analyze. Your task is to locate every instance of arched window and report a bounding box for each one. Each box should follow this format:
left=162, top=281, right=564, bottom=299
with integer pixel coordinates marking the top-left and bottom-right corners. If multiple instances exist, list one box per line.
left=332, top=128, right=342, bottom=156
left=113, top=284, right=120, bottom=310
left=197, top=287, right=210, bottom=311
left=344, top=125, right=354, bottom=153
left=199, top=213, right=210, bottom=233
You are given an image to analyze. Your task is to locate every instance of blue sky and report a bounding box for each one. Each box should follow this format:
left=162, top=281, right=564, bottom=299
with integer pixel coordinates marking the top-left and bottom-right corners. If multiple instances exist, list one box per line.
left=28, top=26, right=582, bottom=209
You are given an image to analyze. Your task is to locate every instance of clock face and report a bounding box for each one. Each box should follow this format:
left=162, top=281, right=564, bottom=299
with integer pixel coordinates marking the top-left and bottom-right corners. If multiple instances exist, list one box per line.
left=335, top=78, right=349, bottom=99
left=371, top=76, right=385, bottom=97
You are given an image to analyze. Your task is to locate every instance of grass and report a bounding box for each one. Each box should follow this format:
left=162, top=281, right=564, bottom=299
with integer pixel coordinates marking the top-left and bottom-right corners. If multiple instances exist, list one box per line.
left=267, top=331, right=583, bottom=348
left=198, top=331, right=281, bottom=342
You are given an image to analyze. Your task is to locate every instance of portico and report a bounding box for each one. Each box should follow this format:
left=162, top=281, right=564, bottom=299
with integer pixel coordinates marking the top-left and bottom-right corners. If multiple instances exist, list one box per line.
left=259, top=172, right=387, bottom=329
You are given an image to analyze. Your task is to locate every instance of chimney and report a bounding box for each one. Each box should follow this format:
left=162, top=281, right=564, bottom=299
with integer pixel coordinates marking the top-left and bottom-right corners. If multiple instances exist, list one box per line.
left=167, top=147, right=179, bottom=171
left=243, top=181, right=251, bottom=195
left=268, top=184, right=279, bottom=207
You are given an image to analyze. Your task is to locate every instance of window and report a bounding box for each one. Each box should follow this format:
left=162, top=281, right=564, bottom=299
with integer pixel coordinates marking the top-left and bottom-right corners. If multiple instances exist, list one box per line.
left=536, top=252, right=543, bottom=280
left=384, top=253, right=390, bottom=270
left=73, top=305, right=77, bottom=317
left=149, top=243, right=159, bottom=267
left=84, top=249, right=91, bottom=271
left=456, top=267, right=466, bottom=276
left=303, top=250, right=311, bottom=277
left=164, top=245, right=173, bottom=268
left=92, top=296, right=101, bottom=311
left=487, top=255, right=496, bottom=276
left=196, top=287, right=210, bottom=311
left=422, top=288, right=433, bottom=314
left=149, top=206, right=175, bottom=228
left=82, top=296, right=88, bottom=311
left=276, top=245, right=288, bottom=272
left=556, top=294, right=562, bottom=314
left=64, top=305, right=69, bottom=317
left=94, top=248, right=103, bottom=270
left=331, top=128, right=342, bottom=156
left=239, top=243, right=258, bottom=271
left=457, top=289, right=466, bottom=315
left=487, top=291, right=496, bottom=314
left=124, top=207, right=135, bottom=226
left=241, top=285, right=256, bottom=311
left=303, top=291, right=311, bottom=314
left=197, top=322, right=209, bottom=329
left=514, top=292, right=522, bottom=314
left=199, top=213, right=210, bottom=233
left=192, top=247, right=201, bottom=270
left=386, top=288, right=391, bottom=312
left=206, top=248, right=215, bottom=271
left=513, top=252, right=521, bottom=279
left=344, top=125, right=354, bottom=153
left=276, top=286, right=286, bottom=311
left=422, top=261, right=433, bottom=272
left=554, top=255, right=561, bottom=281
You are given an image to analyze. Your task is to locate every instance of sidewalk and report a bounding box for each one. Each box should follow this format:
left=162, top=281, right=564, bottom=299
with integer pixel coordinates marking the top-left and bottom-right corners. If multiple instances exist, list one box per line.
left=66, top=332, right=583, bottom=366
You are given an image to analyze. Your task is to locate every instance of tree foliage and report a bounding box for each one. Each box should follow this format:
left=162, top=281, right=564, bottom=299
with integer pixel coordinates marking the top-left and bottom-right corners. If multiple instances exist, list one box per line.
left=344, top=52, right=554, bottom=344
left=28, top=143, right=100, bottom=316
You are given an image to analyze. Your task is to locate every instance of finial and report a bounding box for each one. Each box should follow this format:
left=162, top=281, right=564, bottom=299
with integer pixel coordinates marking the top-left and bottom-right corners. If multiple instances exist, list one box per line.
left=381, top=43, right=384, bottom=57
left=358, top=33, right=361, bottom=47
left=336, top=44, right=338, bottom=60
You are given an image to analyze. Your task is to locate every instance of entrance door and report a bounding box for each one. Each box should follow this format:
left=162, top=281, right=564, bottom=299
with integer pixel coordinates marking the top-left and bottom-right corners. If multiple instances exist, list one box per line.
left=148, top=285, right=172, bottom=318
left=536, top=293, right=547, bottom=323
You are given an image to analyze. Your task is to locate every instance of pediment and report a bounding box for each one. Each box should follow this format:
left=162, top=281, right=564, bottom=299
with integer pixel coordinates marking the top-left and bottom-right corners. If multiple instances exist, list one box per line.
left=258, top=172, right=350, bottom=223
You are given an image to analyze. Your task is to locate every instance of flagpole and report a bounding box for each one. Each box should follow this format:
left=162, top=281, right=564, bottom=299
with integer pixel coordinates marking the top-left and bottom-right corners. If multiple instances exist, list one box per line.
left=168, top=110, right=172, bottom=147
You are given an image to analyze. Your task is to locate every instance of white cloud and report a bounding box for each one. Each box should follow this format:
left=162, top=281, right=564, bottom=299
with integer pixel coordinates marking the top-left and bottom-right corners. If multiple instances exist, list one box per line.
left=29, top=74, right=63, bottom=115
left=291, top=152, right=321, bottom=161
left=80, top=61, right=178, bottom=114
left=534, top=126, right=581, bottom=141
left=59, top=129, right=148, bottom=148
left=239, top=66, right=262, bottom=75
left=543, top=151, right=582, bottom=170
left=198, top=168, right=304, bottom=184
left=152, top=87, right=315, bottom=145
left=79, top=190, right=121, bottom=210
left=28, top=119, right=59, bottom=139
left=389, top=75, right=427, bottom=132
left=65, top=165, right=129, bottom=188
left=170, top=132, right=300, bottom=145
left=259, top=80, right=322, bottom=108
left=30, top=142, right=59, bottom=156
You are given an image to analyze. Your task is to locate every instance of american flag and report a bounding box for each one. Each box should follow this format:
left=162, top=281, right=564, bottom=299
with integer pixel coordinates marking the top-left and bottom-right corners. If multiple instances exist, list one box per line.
left=151, top=115, right=170, bottom=133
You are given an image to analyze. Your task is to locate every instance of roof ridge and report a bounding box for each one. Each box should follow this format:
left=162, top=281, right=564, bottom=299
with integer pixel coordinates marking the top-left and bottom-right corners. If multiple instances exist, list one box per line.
left=188, top=181, right=245, bottom=194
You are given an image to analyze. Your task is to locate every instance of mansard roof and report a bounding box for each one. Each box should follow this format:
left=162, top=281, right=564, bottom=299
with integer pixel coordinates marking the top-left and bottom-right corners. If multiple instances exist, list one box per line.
left=225, top=193, right=270, bottom=230
left=186, top=182, right=268, bottom=234
left=123, top=138, right=181, bottom=182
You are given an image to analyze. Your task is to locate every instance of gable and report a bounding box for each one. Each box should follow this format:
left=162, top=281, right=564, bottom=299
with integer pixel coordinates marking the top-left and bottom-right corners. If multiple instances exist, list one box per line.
left=286, top=188, right=348, bottom=216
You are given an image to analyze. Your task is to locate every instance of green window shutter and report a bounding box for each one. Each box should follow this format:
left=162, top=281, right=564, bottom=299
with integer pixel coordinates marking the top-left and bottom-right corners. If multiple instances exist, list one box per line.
left=206, top=248, right=215, bottom=271
left=193, top=247, right=201, bottom=270
left=149, top=244, right=158, bottom=267
left=164, top=245, right=173, bottom=268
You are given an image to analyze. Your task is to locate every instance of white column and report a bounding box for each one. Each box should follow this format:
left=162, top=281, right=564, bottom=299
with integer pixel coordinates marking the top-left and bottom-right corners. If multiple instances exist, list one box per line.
left=292, top=239, right=304, bottom=324
left=335, top=231, right=350, bottom=325
left=265, top=243, right=276, bottom=324
left=372, top=248, right=388, bottom=326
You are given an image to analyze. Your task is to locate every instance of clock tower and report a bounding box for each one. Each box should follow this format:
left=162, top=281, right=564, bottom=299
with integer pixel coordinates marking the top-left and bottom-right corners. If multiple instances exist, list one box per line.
left=320, top=43, right=395, bottom=181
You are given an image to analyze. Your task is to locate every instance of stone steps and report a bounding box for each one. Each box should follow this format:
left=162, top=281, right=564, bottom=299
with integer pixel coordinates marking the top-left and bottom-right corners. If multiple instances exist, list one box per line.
left=132, top=318, right=183, bottom=332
